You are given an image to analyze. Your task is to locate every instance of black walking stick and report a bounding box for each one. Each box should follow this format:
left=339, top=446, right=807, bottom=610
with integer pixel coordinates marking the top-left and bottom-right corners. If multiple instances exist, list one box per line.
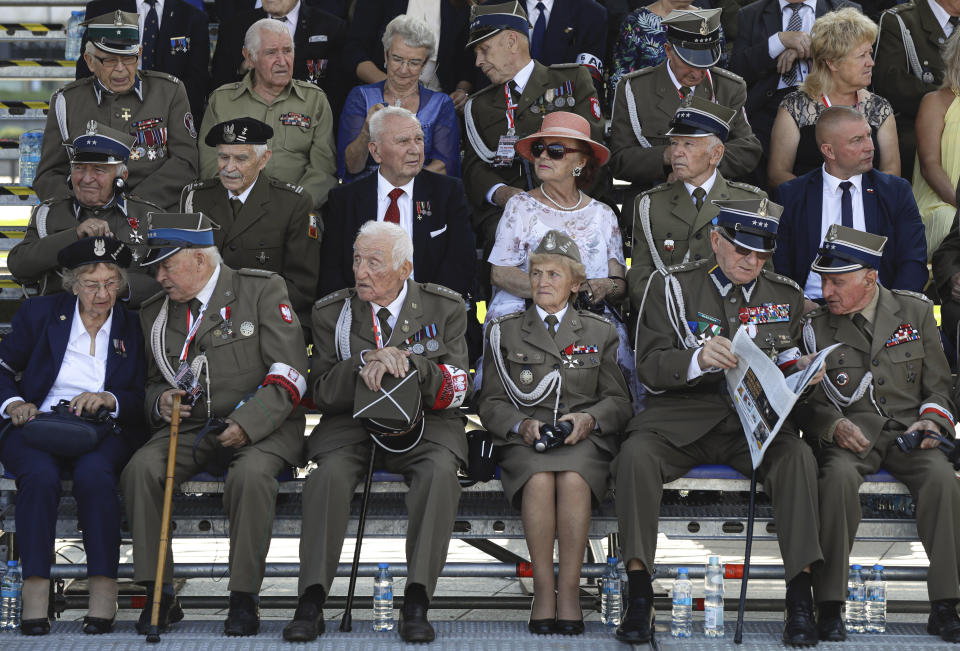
left=734, top=468, right=758, bottom=644
left=340, top=444, right=377, bottom=632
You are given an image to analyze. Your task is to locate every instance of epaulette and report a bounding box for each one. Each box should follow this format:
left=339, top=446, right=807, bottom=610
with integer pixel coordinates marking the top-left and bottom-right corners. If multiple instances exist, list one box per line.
left=314, top=288, right=355, bottom=309
left=56, top=78, right=88, bottom=93
left=640, top=182, right=672, bottom=198
left=270, top=178, right=303, bottom=194
left=126, top=193, right=162, bottom=210
left=891, top=288, right=932, bottom=303
left=140, top=289, right=166, bottom=310
left=489, top=310, right=524, bottom=325
left=622, top=67, right=656, bottom=82
left=665, top=258, right=710, bottom=275
left=421, top=283, right=464, bottom=303
left=761, top=268, right=802, bottom=292
left=885, top=3, right=909, bottom=14
left=727, top=180, right=765, bottom=195
left=579, top=310, right=611, bottom=325
left=804, top=305, right=829, bottom=321
left=238, top=268, right=276, bottom=279
left=548, top=62, right=582, bottom=70
left=141, top=69, right=182, bottom=85
left=292, top=78, right=325, bottom=92
left=36, top=196, right=65, bottom=208
left=469, top=82, right=500, bottom=99
left=710, top=67, right=745, bottom=84
left=182, top=178, right=219, bottom=193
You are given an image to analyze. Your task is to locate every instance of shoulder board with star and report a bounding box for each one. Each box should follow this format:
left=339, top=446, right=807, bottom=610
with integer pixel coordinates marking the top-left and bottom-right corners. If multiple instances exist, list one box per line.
left=421, top=283, right=464, bottom=303
left=270, top=178, right=304, bottom=195
left=804, top=305, right=830, bottom=322
left=489, top=310, right=524, bottom=325
left=141, top=69, right=182, bottom=85
left=710, top=67, right=746, bottom=84
left=125, top=193, right=162, bottom=210
left=57, top=79, right=88, bottom=94
left=238, top=268, right=277, bottom=280
left=182, top=177, right=220, bottom=193
left=36, top=196, right=67, bottom=209
left=314, top=288, right=356, bottom=310
left=884, top=3, right=909, bottom=15
left=727, top=180, right=764, bottom=195
left=548, top=62, right=582, bottom=71
left=760, top=268, right=802, bottom=292
left=292, top=78, right=325, bottom=93
left=578, top=310, right=611, bottom=325
left=622, top=67, right=657, bottom=82
left=891, top=288, right=932, bottom=303
left=666, top=258, right=710, bottom=275
left=640, top=182, right=672, bottom=198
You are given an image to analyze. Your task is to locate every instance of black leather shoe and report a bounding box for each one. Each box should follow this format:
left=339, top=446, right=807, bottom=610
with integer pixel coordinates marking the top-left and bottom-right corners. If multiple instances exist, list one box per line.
left=816, top=611, right=845, bottom=642
left=556, top=618, right=585, bottom=635
left=82, top=615, right=116, bottom=634
left=224, top=591, right=260, bottom=637
left=928, top=599, right=960, bottom=642
left=283, top=600, right=325, bottom=642
left=135, top=590, right=184, bottom=635
left=399, top=600, right=436, bottom=643
left=615, top=596, right=654, bottom=644
left=783, top=596, right=818, bottom=646
left=20, top=618, right=50, bottom=636
left=527, top=617, right=554, bottom=635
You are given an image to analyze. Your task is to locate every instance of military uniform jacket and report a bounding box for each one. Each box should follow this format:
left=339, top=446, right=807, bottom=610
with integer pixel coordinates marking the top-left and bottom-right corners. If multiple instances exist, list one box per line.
left=634, top=258, right=804, bottom=446
left=9, top=194, right=161, bottom=307
left=477, top=305, right=632, bottom=456
left=34, top=71, right=199, bottom=211
left=626, top=173, right=766, bottom=306
left=462, top=62, right=604, bottom=240
left=798, top=286, right=956, bottom=456
left=200, top=73, right=337, bottom=209
left=309, top=281, right=469, bottom=462
left=608, top=62, right=761, bottom=187
left=181, top=175, right=320, bottom=319
left=140, top=265, right=308, bottom=466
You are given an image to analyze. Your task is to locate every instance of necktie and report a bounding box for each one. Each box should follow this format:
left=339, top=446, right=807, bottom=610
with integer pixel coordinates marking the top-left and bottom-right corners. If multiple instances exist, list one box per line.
left=782, top=4, right=805, bottom=87
left=230, top=197, right=243, bottom=218
left=545, top=314, right=559, bottom=338
left=141, top=0, right=160, bottom=71
left=384, top=187, right=404, bottom=224
left=679, top=85, right=692, bottom=99
left=950, top=15, right=960, bottom=35
left=852, top=312, right=873, bottom=339
left=188, top=297, right=202, bottom=324
left=377, top=307, right=393, bottom=342
left=271, top=14, right=287, bottom=22
left=531, top=2, right=546, bottom=61
left=693, top=187, right=706, bottom=211
left=839, top=180, right=854, bottom=228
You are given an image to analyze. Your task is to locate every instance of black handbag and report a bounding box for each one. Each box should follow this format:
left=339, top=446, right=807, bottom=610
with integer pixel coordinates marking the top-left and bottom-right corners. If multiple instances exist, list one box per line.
left=463, top=428, right=497, bottom=484
left=21, top=400, right=118, bottom=457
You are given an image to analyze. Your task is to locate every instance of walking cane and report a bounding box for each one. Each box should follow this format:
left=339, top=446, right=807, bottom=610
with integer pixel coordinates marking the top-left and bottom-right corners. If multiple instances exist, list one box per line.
left=734, top=468, right=758, bottom=644
left=339, top=443, right=377, bottom=632
left=146, top=394, right=181, bottom=644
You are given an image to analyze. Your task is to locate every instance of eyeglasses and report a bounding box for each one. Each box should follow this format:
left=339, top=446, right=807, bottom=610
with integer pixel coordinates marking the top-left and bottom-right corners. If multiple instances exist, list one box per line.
left=731, top=242, right=773, bottom=261
left=92, top=54, right=138, bottom=68
left=79, top=279, right=120, bottom=293
left=388, top=54, right=425, bottom=70
left=530, top=141, right=585, bottom=160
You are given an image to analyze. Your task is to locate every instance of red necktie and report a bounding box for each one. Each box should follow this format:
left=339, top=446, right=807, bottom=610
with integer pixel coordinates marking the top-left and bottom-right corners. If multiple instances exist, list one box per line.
left=384, top=187, right=403, bottom=224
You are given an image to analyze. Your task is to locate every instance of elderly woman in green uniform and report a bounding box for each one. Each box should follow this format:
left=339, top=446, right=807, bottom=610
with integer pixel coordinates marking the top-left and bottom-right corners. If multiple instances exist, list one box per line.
left=478, top=230, right=633, bottom=636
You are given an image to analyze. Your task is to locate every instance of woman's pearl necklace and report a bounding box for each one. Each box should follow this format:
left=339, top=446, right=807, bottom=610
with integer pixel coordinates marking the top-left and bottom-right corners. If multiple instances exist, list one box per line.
left=540, top=184, right=584, bottom=211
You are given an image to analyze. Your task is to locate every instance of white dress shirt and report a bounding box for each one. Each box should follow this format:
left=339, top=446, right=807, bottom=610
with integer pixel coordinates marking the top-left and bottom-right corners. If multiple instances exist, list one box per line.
left=262, top=0, right=300, bottom=39
left=535, top=303, right=568, bottom=330
left=526, top=0, right=554, bottom=30
left=137, top=0, right=165, bottom=34
left=769, top=0, right=817, bottom=89
left=804, top=167, right=866, bottom=297
left=226, top=175, right=258, bottom=203
left=486, top=60, right=537, bottom=205
left=376, top=173, right=417, bottom=281
left=683, top=169, right=718, bottom=208
left=359, top=280, right=411, bottom=365
left=928, top=0, right=957, bottom=37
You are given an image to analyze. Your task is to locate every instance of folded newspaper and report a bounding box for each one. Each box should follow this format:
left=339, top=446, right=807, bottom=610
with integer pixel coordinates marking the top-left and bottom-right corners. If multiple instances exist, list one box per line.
left=725, top=327, right=840, bottom=468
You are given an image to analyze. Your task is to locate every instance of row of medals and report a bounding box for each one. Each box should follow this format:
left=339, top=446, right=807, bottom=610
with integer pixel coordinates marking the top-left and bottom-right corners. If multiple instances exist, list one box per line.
left=530, top=90, right=576, bottom=114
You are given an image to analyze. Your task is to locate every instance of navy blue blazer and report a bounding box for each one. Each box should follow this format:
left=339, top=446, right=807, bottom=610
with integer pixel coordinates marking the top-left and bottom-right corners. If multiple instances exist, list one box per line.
left=527, top=0, right=607, bottom=99
left=0, top=293, right=147, bottom=430
left=773, top=168, right=928, bottom=294
left=318, top=169, right=476, bottom=299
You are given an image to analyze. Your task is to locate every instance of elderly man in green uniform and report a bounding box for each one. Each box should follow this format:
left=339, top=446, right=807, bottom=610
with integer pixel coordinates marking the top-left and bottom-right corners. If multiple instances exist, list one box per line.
left=615, top=199, right=824, bottom=646
left=283, top=221, right=468, bottom=644
left=798, top=224, right=960, bottom=642
left=627, top=96, right=767, bottom=302
left=34, top=11, right=198, bottom=211
left=462, top=1, right=605, bottom=250
left=10, top=121, right=161, bottom=306
left=200, top=18, right=337, bottom=210
left=181, top=117, right=320, bottom=322
left=608, top=8, right=761, bottom=192
left=874, top=0, right=960, bottom=178
left=121, top=213, right=308, bottom=637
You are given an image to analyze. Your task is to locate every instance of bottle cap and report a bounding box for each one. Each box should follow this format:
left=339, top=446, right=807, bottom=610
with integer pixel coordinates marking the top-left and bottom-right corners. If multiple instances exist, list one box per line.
left=851, top=564, right=862, bottom=570
left=678, top=567, right=688, bottom=576
left=873, top=564, right=883, bottom=570
left=378, top=562, right=389, bottom=569
left=608, top=556, right=618, bottom=563
left=6, top=560, right=15, bottom=567
left=708, top=555, right=720, bottom=565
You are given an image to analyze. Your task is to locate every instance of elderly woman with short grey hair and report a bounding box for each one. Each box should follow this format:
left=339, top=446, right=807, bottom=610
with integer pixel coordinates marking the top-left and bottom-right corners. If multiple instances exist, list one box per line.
left=337, top=14, right=459, bottom=182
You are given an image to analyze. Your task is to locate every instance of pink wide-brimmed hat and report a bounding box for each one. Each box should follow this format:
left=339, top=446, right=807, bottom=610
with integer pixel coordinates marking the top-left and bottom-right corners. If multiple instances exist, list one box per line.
left=515, top=112, right=610, bottom=166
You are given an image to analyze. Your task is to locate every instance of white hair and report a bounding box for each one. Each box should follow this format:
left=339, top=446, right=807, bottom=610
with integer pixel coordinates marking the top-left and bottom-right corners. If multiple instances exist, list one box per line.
left=244, top=18, right=293, bottom=62
left=115, top=163, right=128, bottom=178
left=199, top=246, right=222, bottom=266
left=356, top=221, right=413, bottom=270
left=369, top=106, right=421, bottom=144
left=252, top=143, right=270, bottom=158
left=381, top=14, right=437, bottom=61
left=706, top=134, right=724, bottom=157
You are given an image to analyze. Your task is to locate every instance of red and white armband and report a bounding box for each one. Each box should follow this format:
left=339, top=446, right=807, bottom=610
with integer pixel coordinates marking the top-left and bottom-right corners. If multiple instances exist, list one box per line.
left=920, top=402, right=956, bottom=427
left=432, top=364, right=468, bottom=410
left=776, top=346, right=801, bottom=371
left=263, top=363, right=308, bottom=405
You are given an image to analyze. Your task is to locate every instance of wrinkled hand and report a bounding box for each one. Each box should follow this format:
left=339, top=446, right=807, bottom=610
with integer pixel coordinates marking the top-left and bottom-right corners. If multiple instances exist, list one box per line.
left=359, top=360, right=394, bottom=391
left=580, top=278, right=611, bottom=303
left=699, top=336, right=738, bottom=370
left=217, top=419, right=250, bottom=448
left=77, top=217, right=113, bottom=238
left=776, top=48, right=800, bottom=75
left=559, top=412, right=596, bottom=445
left=795, top=354, right=825, bottom=385
left=951, top=271, right=960, bottom=302
left=519, top=418, right=544, bottom=446
left=450, top=88, right=469, bottom=112
left=158, top=389, right=192, bottom=422
left=834, top=418, right=870, bottom=453
left=906, top=419, right=944, bottom=448
left=364, top=347, right=411, bottom=377
left=494, top=185, right=523, bottom=208
left=6, top=400, right=37, bottom=426
left=69, top=391, right=116, bottom=416
left=362, top=102, right=386, bottom=131
left=778, top=30, right=812, bottom=58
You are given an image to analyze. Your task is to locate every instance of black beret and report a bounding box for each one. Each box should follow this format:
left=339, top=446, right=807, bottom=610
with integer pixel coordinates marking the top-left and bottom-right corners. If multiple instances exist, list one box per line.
left=204, top=117, right=274, bottom=147
left=58, top=236, right=133, bottom=270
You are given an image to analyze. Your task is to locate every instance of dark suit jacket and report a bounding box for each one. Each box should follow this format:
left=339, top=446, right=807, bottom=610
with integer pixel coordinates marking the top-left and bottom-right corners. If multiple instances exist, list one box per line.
left=319, top=169, right=476, bottom=298
left=210, top=3, right=349, bottom=118
left=77, top=0, right=211, bottom=121
left=729, top=0, right=858, bottom=148
left=773, top=167, right=928, bottom=293
left=528, top=0, right=608, bottom=98
left=343, top=0, right=473, bottom=94
left=0, top=293, right=146, bottom=430
left=213, top=0, right=348, bottom=23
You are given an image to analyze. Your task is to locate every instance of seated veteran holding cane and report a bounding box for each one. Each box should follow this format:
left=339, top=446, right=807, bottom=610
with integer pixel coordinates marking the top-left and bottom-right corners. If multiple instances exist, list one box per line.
left=284, top=221, right=469, bottom=643
left=0, top=237, right=147, bottom=635
left=121, top=213, right=308, bottom=637
left=615, top=199, right=826, bottom=646
left=477, top=230, right=633, bottom=635
left=798, top=225, right=960, bottom=643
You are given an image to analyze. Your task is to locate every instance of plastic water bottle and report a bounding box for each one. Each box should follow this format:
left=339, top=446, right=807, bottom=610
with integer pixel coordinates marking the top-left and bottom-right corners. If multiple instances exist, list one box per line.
left=845, top=564, right=866, bottom=633
left=601, top=556, right=622, bottom=626
left=18, top=131, right=42, bottom=189
left=704, top=555, right=725, bottom=637
left=64, top=10, right=85, bottom=61
left=671, top=568, right=693, bottom=638
left=0, top=560, right=22, bottom=630
left=865, top=564, right=886, bottom=633
left=372, top=563, right=394, bottom=631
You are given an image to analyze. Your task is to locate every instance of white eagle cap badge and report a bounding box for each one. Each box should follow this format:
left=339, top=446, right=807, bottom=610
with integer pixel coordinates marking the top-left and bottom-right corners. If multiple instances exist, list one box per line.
left=86, top=120, right=98, bottom=136
left=93, top=238, right=106, bottom=256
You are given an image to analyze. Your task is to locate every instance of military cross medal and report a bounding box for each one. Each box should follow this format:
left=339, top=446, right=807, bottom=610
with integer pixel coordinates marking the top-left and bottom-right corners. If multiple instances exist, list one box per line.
left=256, top=251, right=270, bottom=265
left=120, top=107, right=132, bottom=121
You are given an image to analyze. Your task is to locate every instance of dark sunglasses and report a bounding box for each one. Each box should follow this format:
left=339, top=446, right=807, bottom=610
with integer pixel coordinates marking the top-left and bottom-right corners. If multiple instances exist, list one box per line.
left=732, top=243, right=773, bottom=261
left=530, top=141, right=584, bottom=160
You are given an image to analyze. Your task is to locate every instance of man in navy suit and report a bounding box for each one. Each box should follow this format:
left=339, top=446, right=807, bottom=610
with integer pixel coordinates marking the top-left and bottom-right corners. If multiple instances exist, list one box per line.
left=77, top=0, right=210, bottom=121
left=318, top=106, right=475, bottom=300
left=774, top=106, right=927, bottom=299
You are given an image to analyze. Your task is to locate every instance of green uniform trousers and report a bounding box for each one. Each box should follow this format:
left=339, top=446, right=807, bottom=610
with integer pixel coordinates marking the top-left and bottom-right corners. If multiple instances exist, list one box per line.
left=121, top=434, right=285, bottom=593
left=814, top=425, right=960, bottom=602
left=298, top=440, right=461, bottom=597
left=615, top=412, right=822, bottom=581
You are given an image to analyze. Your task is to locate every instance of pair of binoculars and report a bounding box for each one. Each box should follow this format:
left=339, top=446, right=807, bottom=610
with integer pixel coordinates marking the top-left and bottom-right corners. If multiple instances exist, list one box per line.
left=534, top=420, right=574, bottom=453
